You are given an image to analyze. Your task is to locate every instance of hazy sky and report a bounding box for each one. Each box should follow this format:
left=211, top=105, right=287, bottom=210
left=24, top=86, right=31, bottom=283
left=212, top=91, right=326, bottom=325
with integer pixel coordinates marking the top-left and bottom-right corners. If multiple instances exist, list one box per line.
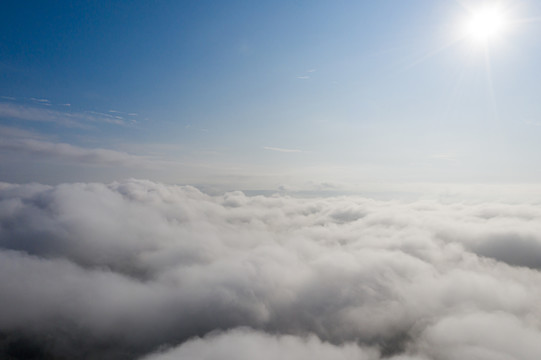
left=2, top=0, right=541, bottom=189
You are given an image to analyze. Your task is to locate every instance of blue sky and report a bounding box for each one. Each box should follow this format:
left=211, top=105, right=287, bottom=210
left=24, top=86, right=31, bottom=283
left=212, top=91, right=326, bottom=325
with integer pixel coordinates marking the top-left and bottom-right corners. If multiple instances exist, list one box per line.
left=2, top=0, right=541, bottom=190
left=6, top=3, right=541, bottom=359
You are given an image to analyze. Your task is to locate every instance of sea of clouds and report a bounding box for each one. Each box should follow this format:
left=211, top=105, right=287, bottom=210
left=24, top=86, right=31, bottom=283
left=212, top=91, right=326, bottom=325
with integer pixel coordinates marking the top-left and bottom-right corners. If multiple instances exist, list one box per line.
left=1, top=179, right=541, bottom=359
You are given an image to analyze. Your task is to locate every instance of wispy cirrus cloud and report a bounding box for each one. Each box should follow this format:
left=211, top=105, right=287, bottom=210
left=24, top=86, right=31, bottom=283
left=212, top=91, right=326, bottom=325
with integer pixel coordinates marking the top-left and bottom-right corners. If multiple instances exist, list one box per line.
left=30, top=97, right=51, bottom=105
left=0, top=102, right=131, bottom=127
left=0, top=125, right=49, bottom=140
left=0, top=137, right=160, bottom=168
left=0, top=102, right=89, bottom=128
left=263, top=146, right=304, bottom=153
left=296, top=69, right=315, bottom=80
left=430, top=152, right=459, bottom=163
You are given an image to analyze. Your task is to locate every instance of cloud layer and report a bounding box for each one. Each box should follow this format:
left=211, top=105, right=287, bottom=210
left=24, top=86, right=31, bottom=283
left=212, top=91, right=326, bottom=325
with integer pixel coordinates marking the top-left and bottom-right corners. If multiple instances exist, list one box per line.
left=1, top=179, right=541, bottom=359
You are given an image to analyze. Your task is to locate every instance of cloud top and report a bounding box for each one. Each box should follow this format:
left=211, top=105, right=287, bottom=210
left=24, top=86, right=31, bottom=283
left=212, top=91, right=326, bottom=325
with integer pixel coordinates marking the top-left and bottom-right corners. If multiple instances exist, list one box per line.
left=0, top=179, right=541, bottom=359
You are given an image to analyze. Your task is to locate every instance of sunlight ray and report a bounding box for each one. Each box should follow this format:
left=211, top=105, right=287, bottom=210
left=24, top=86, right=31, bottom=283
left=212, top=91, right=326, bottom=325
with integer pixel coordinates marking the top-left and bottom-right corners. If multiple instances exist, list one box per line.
left=483, top=44, right=500, bottom=122
left=402, top=38, right=463, bottom=70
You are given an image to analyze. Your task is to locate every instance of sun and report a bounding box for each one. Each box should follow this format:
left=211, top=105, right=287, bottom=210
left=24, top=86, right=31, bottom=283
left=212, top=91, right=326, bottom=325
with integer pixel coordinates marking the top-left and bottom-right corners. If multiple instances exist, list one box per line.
left=464, top=5, right=508, bottom=42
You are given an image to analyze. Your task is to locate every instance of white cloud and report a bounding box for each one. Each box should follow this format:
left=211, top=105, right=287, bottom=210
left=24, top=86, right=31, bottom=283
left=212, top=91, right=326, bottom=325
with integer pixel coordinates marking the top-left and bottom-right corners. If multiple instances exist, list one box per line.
left=1, top=180, right=541, bottom=359
left=416, top=312, right=541, bottom=360
left=140, top=328, right=382, bottom=360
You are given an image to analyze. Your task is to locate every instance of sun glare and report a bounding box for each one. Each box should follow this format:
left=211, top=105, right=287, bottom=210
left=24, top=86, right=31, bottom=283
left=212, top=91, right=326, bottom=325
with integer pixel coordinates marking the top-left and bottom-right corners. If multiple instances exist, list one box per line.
left=465, top=6, right=508, bottom=42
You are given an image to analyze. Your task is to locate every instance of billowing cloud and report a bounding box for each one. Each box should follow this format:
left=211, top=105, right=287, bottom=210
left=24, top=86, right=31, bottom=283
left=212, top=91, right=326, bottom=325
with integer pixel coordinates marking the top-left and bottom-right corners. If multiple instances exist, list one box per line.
left=0, top=179, right=541, bottom=359
left=141, top=328, right=383, bottom=360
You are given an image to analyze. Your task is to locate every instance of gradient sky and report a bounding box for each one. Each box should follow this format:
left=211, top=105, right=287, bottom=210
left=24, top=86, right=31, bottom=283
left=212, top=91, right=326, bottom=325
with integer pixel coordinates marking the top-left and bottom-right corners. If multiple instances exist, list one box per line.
left=4, top=4, right=541, bottom=358
left=2, top=0, right=541, bottom=190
